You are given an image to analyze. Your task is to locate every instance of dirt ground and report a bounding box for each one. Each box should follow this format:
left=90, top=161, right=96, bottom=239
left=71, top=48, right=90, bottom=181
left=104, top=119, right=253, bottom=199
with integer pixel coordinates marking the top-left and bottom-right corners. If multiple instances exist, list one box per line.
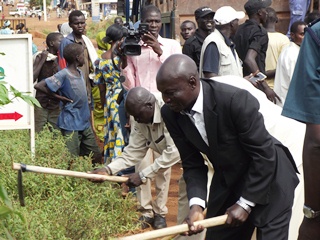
left=1, top=6, right=182, bottom=232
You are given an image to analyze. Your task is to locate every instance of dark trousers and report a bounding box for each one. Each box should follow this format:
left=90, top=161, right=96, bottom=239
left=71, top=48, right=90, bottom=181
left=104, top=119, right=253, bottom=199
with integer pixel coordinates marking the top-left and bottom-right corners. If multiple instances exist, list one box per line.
left=61, top=127, right=102, bottom=164
left=206, top=206, right=292, bottom=240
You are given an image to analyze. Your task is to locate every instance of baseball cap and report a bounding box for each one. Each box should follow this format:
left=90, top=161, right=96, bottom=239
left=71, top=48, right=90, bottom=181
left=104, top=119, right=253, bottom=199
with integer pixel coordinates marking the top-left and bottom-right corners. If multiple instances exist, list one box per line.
left=214, top=6, right=245, bottom=25
left=244, top=0, right=272, bottom=15
left=4, top=20, right=11, bottom=27
left=194, top=6, right=215, bottom=20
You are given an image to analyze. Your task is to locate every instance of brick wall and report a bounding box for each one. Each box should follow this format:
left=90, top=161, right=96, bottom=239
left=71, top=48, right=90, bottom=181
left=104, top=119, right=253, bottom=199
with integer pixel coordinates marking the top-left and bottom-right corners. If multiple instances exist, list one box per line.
left=157, top=0, right=291, bottom=43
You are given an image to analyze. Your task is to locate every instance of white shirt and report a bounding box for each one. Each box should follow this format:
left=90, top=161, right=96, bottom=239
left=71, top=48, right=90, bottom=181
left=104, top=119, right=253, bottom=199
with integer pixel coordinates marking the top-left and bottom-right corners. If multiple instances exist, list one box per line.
left=187, top=82, right=208, bottom=208
left=191, top=82, right=208, bottom=145
left=188, top=82, right=256, bottom=208
left=274, top=42, right=300, bottom=107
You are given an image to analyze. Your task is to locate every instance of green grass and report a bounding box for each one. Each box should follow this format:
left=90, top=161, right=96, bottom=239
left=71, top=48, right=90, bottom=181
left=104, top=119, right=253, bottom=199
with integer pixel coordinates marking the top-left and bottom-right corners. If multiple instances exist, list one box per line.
left=41, top=28, right=52, bottom=35
left=36, top=18, right=116, bottom=40
left=85, top=18, right=115, bottom=40
left=0, top=127, right=139, bottom=239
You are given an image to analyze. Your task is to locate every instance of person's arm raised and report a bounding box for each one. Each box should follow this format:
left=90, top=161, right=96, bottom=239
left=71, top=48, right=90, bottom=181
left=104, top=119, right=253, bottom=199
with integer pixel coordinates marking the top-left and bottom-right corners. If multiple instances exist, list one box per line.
left=142, top=32, right=163, bottom=56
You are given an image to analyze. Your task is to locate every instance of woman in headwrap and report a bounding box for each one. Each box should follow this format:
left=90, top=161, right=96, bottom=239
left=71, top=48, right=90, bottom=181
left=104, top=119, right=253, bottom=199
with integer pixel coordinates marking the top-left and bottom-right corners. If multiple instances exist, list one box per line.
left=96, top=31, right=111, bottom=56
left=94, top=24, right=127, bottom=163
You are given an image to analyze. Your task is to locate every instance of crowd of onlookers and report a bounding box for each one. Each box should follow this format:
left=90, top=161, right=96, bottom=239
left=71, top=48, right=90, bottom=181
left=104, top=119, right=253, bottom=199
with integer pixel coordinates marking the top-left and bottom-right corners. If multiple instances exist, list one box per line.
left=3, top=0, right=320, bottom=239
left=0, top=20, right=28, bottom=34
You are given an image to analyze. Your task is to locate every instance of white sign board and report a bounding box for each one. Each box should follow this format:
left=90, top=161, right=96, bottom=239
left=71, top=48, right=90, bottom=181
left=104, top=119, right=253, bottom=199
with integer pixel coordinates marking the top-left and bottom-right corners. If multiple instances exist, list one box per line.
left=91, top=0, right=100, bottom=22
left=0, top=34, right=35, bottom=150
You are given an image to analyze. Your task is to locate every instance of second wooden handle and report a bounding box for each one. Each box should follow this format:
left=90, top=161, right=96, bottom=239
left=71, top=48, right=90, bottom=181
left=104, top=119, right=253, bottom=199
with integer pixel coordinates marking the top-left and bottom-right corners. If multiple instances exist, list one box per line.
left=12, top=163, right=128, bottom=183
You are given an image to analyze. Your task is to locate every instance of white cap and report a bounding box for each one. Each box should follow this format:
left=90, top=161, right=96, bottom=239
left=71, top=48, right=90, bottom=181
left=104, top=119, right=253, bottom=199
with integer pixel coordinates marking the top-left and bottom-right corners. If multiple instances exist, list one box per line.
left=4, top=20, right=11, bottom=27
left=214, top=6, right=245, bottom=25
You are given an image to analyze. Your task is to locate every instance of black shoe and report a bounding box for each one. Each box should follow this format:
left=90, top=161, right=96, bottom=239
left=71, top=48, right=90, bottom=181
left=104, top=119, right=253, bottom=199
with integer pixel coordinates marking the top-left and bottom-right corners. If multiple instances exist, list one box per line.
left=153, top=214, right=167, bottom=229
left=139, top=215, right=154, bottom=230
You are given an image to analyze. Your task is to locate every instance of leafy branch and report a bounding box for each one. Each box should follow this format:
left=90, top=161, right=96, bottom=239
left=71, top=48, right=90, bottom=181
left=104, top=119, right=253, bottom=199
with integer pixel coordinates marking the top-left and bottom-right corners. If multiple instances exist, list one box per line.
left=0, top=51, right=39, bottom=239
left=0, top=185, right=25, bottom=240
left=0, top=82, right=41, bottom=107
left=0, top=52, right=40, bottom=108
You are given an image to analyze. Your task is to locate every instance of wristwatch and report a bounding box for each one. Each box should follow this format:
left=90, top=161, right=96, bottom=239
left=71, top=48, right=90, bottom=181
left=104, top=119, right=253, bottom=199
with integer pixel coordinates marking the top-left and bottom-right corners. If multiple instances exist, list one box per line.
left=139, top=172, right=147, bottom=184
left=303, top=205, right=320, bottom=218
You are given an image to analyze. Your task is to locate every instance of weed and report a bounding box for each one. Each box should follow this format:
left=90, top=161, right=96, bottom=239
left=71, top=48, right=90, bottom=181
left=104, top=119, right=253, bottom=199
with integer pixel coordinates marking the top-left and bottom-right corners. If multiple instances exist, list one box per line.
left=37, top=18, right=116, bottom=40
left=41, top=29, right=52, bottom=35
left=84, top=18, right=115, bottom=39
left=0, top=127, right=139, bottom=239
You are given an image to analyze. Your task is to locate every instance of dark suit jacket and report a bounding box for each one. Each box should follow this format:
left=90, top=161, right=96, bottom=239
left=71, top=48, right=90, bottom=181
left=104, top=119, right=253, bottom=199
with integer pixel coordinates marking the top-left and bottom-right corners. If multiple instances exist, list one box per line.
left=161, top=79, right=299, bottom=227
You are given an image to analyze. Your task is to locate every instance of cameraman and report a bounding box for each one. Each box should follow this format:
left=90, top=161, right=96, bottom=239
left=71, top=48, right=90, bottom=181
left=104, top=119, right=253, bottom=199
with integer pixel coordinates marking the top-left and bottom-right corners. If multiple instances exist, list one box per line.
left=122, top=4, right=181, bottom=92
left=122, top=4, right=181, bottom=229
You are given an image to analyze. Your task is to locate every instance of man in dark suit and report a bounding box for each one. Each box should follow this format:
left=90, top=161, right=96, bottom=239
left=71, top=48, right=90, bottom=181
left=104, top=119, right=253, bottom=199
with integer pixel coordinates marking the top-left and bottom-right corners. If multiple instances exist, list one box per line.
left=156, top=54, right=299, bottom=240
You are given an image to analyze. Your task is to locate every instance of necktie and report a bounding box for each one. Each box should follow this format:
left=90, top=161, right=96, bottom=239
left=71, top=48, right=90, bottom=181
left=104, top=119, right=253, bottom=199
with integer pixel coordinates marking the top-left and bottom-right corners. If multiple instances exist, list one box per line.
left=191, top=110, right=208, bottom=145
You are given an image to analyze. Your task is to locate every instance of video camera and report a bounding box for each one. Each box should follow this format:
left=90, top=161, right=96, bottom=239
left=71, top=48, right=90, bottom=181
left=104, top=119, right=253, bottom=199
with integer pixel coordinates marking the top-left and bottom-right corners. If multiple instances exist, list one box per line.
left=121, top=23, right=149, bottom=56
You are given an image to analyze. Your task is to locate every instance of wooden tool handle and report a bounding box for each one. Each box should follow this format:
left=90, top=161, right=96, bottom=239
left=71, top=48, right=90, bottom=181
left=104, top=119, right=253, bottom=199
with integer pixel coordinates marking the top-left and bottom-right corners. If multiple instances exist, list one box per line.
left=119, top=214, right=228, bottom=240
left=12, top=163, right=128, bottom=183
left=160, top=207, right=208, bottom=240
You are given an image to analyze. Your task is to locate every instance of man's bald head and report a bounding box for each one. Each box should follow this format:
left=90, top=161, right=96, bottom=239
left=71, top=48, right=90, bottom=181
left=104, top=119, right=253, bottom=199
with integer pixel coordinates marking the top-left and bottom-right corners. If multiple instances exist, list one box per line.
left=156, top=54, right=198, bottom=84
left=125, top=87, right=156, bottom=124
left=156, top=54, right=200, bottom=112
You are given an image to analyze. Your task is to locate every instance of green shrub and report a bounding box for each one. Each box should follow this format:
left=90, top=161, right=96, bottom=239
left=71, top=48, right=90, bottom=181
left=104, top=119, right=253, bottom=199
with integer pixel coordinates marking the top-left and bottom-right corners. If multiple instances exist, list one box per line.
left=0, top=127, right=139, bottom=239
left=41, top=29, right=52, bottom=35
left=38, top=18, right=116, bottom=40
left=85, top=19, right=115, bottom=39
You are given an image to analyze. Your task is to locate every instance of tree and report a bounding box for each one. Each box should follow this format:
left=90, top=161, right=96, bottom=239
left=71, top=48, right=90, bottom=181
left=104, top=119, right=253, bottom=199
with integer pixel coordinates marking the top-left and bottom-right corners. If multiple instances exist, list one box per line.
left=28, top=0, right=51, bottom=9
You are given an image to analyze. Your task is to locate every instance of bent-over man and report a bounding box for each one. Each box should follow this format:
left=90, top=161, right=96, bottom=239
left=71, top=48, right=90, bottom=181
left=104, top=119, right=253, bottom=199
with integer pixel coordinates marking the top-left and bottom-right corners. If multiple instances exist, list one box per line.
left=156, top=54, right=299, bottom=240
left=90, top=87, right=180, bottom=230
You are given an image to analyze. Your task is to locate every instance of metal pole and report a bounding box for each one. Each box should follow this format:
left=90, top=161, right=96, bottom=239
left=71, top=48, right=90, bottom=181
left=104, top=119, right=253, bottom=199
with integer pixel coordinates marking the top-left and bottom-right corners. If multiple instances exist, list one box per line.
left=125, top=0, right=130, bottom=23
left=43, top=0, right=47, bottom=21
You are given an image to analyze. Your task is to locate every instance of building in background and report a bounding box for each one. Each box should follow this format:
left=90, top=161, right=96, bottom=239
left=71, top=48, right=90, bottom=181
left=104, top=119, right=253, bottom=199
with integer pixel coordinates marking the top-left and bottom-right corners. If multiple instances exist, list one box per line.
left=116, top=0, right=316, bottom=44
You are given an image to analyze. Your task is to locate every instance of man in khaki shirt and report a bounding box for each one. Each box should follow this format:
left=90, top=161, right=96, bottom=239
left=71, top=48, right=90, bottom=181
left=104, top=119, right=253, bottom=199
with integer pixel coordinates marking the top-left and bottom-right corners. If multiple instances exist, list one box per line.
left=91, top=87, right=180, bottom=230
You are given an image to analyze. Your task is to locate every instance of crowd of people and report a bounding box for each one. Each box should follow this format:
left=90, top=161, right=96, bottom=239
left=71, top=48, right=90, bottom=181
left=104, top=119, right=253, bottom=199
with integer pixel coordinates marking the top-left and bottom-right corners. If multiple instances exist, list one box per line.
left=10, top=0, right=320, bottom=239
left=0, top=19, right=28, bottom=35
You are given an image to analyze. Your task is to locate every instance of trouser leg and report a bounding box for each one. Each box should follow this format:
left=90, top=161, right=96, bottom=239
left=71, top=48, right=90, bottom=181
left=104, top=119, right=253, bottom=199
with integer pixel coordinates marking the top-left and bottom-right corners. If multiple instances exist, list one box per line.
left=177, top=174, right=187, bottom=225
left=174, top=175, right=206, bottom=240
left=47, top=108, right=60, bottom=130
left=206, top=216, right=255, bottom=240
left=62, top=130, right=80, bottom=157
left=136, top=148, right=153, bottom=218
left=256, top=207, right=292, bottom=240
left=79, top=127, right=102, bottom=164
left=34, top=105, right=48, bottom=133
left=152, top=152, right=171, bottom=216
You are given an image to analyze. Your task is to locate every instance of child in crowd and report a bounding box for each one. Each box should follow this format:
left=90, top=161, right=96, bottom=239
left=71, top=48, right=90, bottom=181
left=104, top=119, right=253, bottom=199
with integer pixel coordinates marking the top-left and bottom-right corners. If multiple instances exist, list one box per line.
left=16, top=23, right=26, bottom=34
left=33, top=32, right=63, bottom=132
left=34, top=43, right=102, bottom=166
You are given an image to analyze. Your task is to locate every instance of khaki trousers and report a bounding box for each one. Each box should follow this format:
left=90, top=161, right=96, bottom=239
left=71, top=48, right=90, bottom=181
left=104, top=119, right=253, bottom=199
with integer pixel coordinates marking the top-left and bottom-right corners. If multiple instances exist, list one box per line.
left=136, top=148, right=171, bottom=218
left=174, top=175, right=207, bottom=240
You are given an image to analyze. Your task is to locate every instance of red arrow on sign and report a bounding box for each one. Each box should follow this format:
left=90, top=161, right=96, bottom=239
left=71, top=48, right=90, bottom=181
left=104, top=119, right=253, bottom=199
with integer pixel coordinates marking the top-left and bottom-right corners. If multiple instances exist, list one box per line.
left=0, top=112, right=23, bottom=121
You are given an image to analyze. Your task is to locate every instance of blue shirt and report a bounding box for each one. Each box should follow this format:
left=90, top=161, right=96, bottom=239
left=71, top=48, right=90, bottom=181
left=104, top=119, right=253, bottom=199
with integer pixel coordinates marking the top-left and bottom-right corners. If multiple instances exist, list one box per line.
left=0, top=27, right=13, bottom=34
left=45, top=68, right=91, bottom=131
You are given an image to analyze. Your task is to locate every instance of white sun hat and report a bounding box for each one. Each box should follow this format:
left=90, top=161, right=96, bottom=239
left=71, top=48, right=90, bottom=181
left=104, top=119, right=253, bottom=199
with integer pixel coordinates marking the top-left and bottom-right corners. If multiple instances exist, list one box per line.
left=4, top=20, right=11, bottom=27
left=214, top=6, right=245, bottom=25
